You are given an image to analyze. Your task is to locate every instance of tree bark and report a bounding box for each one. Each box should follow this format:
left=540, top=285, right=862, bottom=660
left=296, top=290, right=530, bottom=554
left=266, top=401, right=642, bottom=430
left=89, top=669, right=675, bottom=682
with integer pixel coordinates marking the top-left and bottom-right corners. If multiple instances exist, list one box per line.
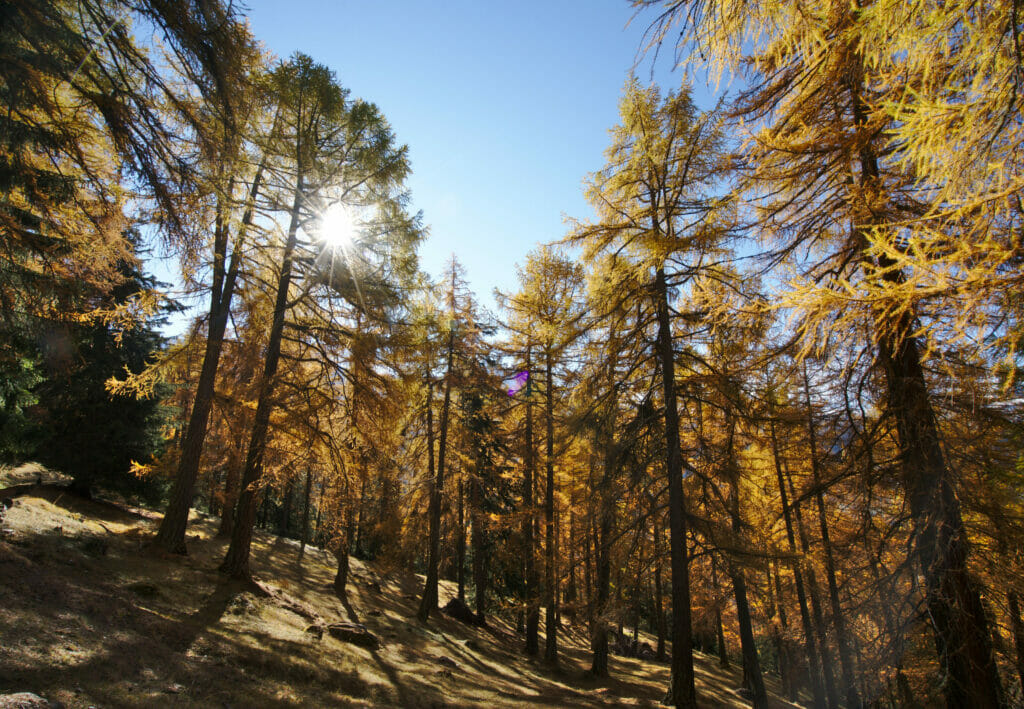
left=457, top=472, right=466, bottom=603
left=802, top=364, right=860, bottom=708
left=543, top=347, right=558, bottom=665
left=416, top=380, right=438, bottom=621
left=846, top=45, right=1002, bottom=709
left=654, top=266, right=696, bottom=708
left=419, top=290, right=454, bottom=621
left=219, top=174, right=302, bottom=580
left=785, top=457, right=840, bottom=709
left=156, top=161, right=264, bottom=554
left=769, top=416, right=828, bottom=709
left=523, top=346, right=540, bottom=656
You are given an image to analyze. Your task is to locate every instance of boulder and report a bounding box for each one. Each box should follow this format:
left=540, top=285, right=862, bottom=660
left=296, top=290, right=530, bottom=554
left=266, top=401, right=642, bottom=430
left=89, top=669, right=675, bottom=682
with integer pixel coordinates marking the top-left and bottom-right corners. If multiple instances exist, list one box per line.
left=326, top=622, right=380, bottom=649
left=442, top=597, right=483, bottom=626
left=436, top=655, right=459, bottom=670
left=0, top=693, right=62, bottom=709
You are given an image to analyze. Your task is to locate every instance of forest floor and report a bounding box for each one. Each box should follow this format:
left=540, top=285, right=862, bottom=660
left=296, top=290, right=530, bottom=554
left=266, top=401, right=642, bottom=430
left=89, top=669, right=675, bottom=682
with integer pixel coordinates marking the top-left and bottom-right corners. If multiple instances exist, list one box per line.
left=0, top=465, right=802, bottom=708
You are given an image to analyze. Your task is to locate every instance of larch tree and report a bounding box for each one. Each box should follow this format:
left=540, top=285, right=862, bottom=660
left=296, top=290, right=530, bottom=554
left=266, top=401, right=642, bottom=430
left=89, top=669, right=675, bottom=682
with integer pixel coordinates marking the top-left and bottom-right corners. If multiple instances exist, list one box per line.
left=220, top=53, right=412, bottom=580
left=571, top=76, right=728, bottom=707
left=637, top=1, right=1007, bottom=703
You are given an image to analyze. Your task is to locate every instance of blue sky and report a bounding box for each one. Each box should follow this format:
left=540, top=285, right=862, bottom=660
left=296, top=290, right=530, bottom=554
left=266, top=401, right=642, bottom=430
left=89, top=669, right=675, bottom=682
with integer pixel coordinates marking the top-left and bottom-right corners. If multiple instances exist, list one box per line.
left=229, top=1, right=716, bottom=313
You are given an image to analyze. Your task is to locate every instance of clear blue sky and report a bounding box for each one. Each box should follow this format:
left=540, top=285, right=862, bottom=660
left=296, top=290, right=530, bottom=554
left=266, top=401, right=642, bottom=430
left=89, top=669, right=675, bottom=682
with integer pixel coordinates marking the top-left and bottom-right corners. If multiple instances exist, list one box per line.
left=237, top=1, right=714, bottom=311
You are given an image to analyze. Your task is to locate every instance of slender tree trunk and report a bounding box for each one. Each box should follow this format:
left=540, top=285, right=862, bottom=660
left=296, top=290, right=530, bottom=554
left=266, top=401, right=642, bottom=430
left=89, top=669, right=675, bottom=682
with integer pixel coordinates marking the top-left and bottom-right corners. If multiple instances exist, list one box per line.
left=417, top=381, right=437, bottom=620
left=846, top=47, right=1002, bottom=709
left=419, top=300, right=454, bottom=621
left=523, top=346, right=540, bottom=655
left=722, top=418, right=767, bottom=708
left=772, top=559, right=798, bottom=702
left=280, top=480, right=293, bottom=535
left=654, top=266, right=696, bottom=708
left=653, top=507, right=667, bottom=662
left=471, top=468, right=487, bottom=622
left=1010, top=592, right=1024, bottom=700
left=299, top=468, right=312, bottom=557
left=785, top=459, right=840, bottom=709
left=219, top=176, right=302, bottom=580
left=770, top=416, right=828, bottom=709
left=543, top=347, right=558, bottom=664
left=591, top=385, right=618, bottom=677
left=710, top=552, right=729, bottom=667
left=802, top=364, right=860, bottom=708
left=457, top=472, right=466, bottom=603
left=217, top=445, right=242, bottom=538
left=156, top=162, right=264, bottom=554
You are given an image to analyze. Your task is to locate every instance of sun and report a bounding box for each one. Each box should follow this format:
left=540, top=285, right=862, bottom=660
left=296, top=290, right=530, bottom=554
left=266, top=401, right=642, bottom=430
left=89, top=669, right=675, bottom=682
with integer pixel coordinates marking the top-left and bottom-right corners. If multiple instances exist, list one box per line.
left=319, top=203, right=357, bottom=249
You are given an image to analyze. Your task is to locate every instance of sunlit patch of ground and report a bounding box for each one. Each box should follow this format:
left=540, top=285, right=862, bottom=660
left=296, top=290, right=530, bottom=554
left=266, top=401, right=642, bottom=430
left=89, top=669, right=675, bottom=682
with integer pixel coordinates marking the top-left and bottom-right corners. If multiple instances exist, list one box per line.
left=1, top=467, right=803, bottom=708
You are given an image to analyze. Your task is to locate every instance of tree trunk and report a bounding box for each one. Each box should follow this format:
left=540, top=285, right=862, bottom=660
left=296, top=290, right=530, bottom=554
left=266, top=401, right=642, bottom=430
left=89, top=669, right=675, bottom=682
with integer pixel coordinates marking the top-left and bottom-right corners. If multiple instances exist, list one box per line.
left=802, top=364, right=860, bottom=708
left=471, top=468, right=487, bottom=622
left=846, top=48, right=1002, bottom=709
left=1010, top=591, right=1024, bottom=700
left=769, top=416, right=828, bottom=709
left=219, top=177, right=302, bottom=580
left=543, top=347, right=558, bottom=665
left=523, top=346, right=540, bottom=656
left=156, top=162, right=264, bottom=554
left=722, top=418, right=767, bottom=708
left=654, top=266, right=696, bottom=708
left=653, top=508, right=667, bottom=662
left=217, top=445, right=242, bottom=538
left=299, top=468, right=312, bottom=556
left=279, top=480, right=293, bottom=535
left=457, top=472, right=466, bottom=603
left=785, top=459, right=840, bottom=709
left=417, top=380, right=438, bottom=621
left=771, top=560, right=798, bottom=702
left=591, top=385, right=618, bottom=677
left=419, top=304, right=454, bottom=621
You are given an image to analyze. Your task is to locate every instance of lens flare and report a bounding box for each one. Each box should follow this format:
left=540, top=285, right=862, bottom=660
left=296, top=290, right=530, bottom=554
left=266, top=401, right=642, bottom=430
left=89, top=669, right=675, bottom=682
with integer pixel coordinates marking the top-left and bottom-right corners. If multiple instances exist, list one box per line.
left=507, top=371, right=529, bottom=396
left=320, top=203, right=357, bottom=249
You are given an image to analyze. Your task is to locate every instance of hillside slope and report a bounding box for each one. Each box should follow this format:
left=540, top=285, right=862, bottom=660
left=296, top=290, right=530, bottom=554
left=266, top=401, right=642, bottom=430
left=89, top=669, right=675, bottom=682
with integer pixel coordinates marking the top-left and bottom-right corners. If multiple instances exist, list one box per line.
left=0, top=470, right=800, bottom=708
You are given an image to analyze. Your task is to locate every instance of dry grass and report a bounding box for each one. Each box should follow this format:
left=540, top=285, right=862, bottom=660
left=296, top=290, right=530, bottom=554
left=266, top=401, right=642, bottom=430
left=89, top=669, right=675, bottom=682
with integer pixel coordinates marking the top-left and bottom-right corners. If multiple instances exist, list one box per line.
left=0, top=468, right=802, bottom=708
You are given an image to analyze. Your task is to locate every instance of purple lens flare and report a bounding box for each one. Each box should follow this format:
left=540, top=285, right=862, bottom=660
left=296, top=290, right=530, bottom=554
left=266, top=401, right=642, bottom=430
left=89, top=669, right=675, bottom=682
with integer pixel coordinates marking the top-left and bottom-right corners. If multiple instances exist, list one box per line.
left=507, top=371, right=529, bottom=396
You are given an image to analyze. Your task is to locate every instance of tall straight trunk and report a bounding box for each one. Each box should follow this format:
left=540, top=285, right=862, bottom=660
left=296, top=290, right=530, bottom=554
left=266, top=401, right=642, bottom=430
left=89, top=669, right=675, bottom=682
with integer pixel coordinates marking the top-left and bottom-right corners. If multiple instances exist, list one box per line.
left=543, top=347, right=558, bottom=664
left=280, top=480, right=293, bottom=535
left=457, top=473, right=466, bottom=603
left=419, top=296, right=454, bottom=621
left=565, top=509, right=577, bottom=625
left=711, top=551, right=729, bottom=667
left=591, top=385, right=618, bottom=677
left=846, top=44, right=1002, bottom=708
left=653, top=506, right=667, bottom=661
left=219, top=176, right=303, bottom=580
left=217, top=444, right=242, bottom=538
left=416, top=380, right=437, bottom=620
left=1010, top=592, right=1024, bottom=700
left=523, top=346, right=539, bottom=655
left=471, top=468, right=487, bottom=621
left=801, top=364, right=860, bottom=708
left=785, top=457, right=841, bottom=709
left=770, top=417, right=828, bottom=709
left=353, top=474, right=367, bottom=556
left=772, top=560, right=799, bottom=702
left=654, top=266, right=696, bottom=708
left=723, top=419, right=767, bottom=708
left=869, top=555, right=916, bottom=709
left=299, top=468, right=312, bottom=556
left=156, top=160, right=265, bottom=554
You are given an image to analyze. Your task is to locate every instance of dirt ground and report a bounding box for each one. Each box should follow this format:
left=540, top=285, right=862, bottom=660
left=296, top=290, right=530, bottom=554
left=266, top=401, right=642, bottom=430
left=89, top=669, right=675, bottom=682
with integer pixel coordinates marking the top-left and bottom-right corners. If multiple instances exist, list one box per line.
left=0, top=465, right=802, bottom=708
